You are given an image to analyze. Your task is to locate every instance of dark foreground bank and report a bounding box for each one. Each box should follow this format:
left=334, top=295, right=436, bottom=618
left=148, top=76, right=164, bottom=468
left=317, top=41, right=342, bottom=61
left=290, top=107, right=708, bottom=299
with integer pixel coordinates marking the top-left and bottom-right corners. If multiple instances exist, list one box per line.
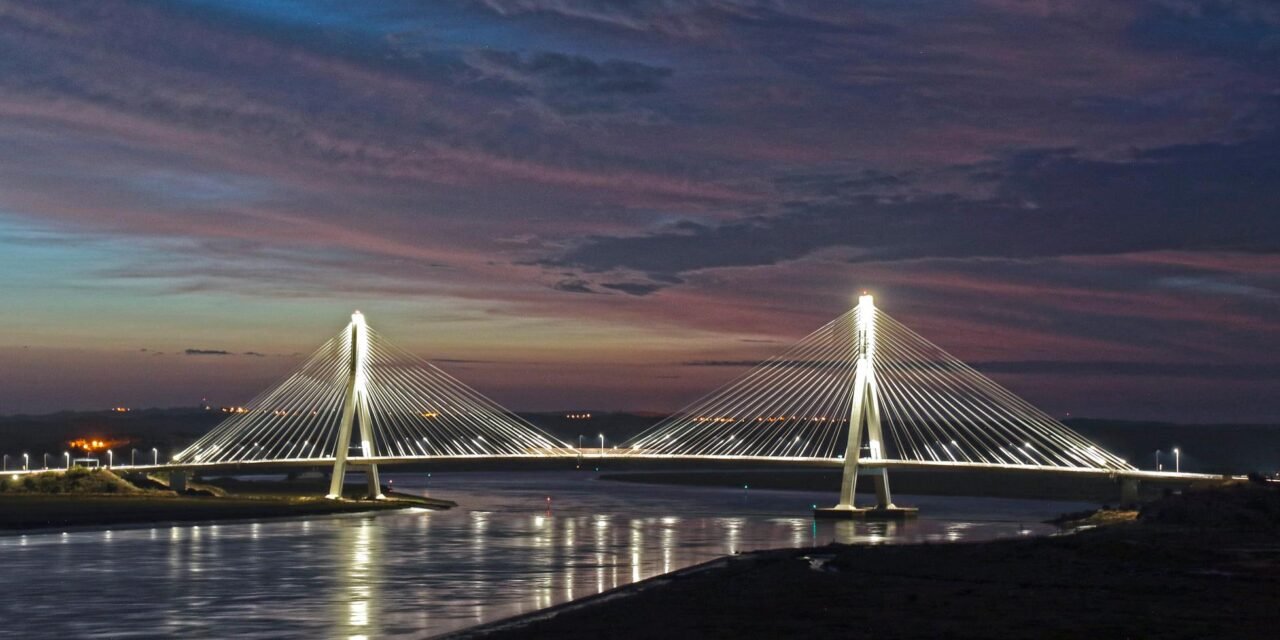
left=456, top=481, right=1280, bottom=639
left=0, top=469, right=454, bottom=530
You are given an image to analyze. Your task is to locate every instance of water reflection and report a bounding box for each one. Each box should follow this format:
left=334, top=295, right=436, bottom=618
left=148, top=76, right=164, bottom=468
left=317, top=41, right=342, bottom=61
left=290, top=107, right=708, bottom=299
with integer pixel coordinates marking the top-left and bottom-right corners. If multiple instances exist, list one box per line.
left=0, top=471, right=1088, bottom=639
left=336, top=519, right=381, bottom=639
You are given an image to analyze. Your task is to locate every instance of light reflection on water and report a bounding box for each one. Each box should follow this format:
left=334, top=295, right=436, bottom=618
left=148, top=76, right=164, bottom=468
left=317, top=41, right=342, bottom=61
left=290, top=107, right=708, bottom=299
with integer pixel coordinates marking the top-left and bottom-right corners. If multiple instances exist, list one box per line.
left=0, top=471, right=1091, bottom=638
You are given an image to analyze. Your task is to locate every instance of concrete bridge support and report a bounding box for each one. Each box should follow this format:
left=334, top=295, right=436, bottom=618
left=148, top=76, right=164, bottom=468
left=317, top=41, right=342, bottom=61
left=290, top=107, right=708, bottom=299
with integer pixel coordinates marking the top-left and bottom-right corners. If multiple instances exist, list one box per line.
left=169, top=471, right=188, bottom=493
left=1119, top=477, right=1140, bottom=507
left=326, top=311, right=384, bottom=501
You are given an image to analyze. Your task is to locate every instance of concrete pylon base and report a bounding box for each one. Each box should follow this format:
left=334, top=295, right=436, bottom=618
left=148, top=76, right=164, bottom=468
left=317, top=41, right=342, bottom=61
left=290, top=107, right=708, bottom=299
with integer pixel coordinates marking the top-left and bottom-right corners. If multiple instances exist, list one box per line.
left=813, top=505, right=919, bottom=519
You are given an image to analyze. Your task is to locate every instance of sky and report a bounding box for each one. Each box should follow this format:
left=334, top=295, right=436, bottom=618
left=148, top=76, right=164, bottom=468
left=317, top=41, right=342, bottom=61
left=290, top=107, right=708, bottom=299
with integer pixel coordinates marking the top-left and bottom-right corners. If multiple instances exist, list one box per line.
left=0, top=0, right=1277, bottom=421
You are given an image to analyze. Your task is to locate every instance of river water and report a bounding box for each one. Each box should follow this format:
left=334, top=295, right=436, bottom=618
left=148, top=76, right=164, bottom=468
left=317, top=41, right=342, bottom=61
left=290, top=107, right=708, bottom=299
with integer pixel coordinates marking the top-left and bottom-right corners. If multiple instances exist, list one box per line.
left=0, top=471, right=1092, bottom=638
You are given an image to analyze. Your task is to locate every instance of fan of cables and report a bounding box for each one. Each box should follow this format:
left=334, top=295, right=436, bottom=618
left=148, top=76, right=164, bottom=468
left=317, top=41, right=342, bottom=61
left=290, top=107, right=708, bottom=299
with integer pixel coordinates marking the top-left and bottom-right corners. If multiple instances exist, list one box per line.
left=174, top=320, right=569, bottom=464
left=624, top=305, right=1133, bottom=472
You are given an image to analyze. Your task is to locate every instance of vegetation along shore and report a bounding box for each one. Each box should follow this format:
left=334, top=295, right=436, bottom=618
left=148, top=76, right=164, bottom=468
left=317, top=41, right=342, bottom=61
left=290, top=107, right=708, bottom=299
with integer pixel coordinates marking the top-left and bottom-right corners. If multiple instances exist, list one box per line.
left=0, top=468, right=452, bottom=530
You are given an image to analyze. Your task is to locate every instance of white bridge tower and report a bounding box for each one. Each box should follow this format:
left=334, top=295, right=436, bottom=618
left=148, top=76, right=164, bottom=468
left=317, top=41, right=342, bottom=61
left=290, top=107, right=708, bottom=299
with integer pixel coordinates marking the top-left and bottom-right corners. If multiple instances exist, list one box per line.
left=326, top=311, right=384, bottom=500
left=816, top=294, right=917, bottom=518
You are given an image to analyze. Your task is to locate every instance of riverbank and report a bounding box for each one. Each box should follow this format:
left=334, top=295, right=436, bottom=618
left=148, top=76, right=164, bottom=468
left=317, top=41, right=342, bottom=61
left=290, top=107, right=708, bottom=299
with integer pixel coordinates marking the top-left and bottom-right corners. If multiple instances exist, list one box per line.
left=457, top=481, right=1280, bottom=639
left=0, top=469, right=454, bottom=530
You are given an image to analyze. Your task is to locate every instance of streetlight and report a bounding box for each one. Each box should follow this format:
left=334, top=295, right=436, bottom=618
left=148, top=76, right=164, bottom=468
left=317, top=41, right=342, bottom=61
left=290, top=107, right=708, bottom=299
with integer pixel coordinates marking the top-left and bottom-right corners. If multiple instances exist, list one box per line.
left=43, top=453, right=49, bottom=470
left=152, top=448, right=159, bottom=465
left=64, top=452, right=70, bottom=469
left=1155, top=449, right=1162, bottom=471
left=1174, top=448, right=1180, bottom=473
left=22, top=453, right=28, bottom=471
left=598, top=433, right=604, bottom=456
left=2, top=454, right=6, bottom=471
left=107, top=450, right=113, bottom=468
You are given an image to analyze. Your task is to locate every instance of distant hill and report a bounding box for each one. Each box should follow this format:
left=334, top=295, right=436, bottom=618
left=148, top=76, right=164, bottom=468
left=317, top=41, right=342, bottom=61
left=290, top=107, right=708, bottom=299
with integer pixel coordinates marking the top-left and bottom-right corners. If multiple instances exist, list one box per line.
left=0, top=408, right=222, bottom=465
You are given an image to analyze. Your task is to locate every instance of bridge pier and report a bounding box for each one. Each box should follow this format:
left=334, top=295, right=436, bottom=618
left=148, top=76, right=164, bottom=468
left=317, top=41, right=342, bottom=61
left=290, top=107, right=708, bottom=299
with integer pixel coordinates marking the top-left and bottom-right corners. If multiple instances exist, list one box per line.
left=872, top=469, right=893, bottom=507
left=1119, top=477, right=1140, bottom=507
left=362, top=463, right=383, bottom=500
left=815, top=468, right=917, bottom=519
left=170, top=470, right=187, bottom=493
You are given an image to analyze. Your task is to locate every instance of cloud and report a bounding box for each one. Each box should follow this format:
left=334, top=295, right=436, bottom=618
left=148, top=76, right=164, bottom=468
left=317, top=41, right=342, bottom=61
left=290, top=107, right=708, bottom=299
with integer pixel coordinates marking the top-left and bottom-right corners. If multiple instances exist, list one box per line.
left=461, top=49, right=675, bottom=127
left=681, top=359, right=761, bottom=367
left=552, top=278, right=599, bottom=294
left=601, top=282, right=664, bottom=296
left=545, top=134, right=1280, bottom=283
left=472, top=0, right=886, bottom=40
left=1155, top=276, right=1278, bottom=299
left=971, top=360, right=1280, bottom=380
left=1131, top=0, right=1280, bottom=67
left=470, top=50, right=672, bottom=96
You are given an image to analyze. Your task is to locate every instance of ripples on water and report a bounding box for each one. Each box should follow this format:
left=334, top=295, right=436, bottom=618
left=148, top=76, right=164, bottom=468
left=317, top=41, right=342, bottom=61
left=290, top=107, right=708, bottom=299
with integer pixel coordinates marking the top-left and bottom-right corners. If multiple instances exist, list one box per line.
left=0, top=471, right=1092, bottom=638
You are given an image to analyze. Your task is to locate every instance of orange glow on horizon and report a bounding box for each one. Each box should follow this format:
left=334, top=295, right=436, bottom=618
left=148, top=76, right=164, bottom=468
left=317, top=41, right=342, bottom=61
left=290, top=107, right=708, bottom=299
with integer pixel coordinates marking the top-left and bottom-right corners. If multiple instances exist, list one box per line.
left=68, top=436, right=130, bottom=453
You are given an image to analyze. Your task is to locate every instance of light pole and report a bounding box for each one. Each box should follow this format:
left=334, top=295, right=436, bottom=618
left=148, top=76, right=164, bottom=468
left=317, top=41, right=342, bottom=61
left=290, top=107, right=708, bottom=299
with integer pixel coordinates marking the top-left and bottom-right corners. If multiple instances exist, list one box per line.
left=598, top=433, right=604, bottom=457
left=2, top=454, right=6, bottom=471
left=43, top=453, right=49, bottom=470
left=1155, top=449, right=1161, bottom=471
left=152, top=448, right=159, bottom=465
left=64, top=452, right=70, bottom=469
left=131, top=448, right=137, bottom=467
left=1174, top=448, right=1180, bottom=473
left=22, top=453, right=28, bottom=471
left=107, top=450, right=113, bottom=468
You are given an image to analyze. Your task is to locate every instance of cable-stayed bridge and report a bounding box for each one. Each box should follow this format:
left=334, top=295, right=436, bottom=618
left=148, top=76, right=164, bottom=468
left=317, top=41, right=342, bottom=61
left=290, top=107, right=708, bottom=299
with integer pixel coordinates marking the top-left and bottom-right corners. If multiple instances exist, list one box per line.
left=171, top=311, right=567, bottom=499
left=622, top=294, right=1147, bottom=516
left=4, top=297, right=1221, bottom=513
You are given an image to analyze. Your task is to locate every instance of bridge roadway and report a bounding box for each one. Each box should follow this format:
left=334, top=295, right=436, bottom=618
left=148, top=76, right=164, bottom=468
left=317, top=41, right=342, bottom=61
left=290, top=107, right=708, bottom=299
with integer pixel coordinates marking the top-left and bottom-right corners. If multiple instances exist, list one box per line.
left=0, top=452, right=1231, bottom=483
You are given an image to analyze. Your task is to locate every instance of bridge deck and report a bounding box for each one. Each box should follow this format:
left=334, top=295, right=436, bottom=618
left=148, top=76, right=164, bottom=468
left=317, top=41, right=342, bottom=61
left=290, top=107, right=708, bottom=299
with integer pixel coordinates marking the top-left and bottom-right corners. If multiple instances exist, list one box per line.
left=1, top=454, right=1229, bottom=482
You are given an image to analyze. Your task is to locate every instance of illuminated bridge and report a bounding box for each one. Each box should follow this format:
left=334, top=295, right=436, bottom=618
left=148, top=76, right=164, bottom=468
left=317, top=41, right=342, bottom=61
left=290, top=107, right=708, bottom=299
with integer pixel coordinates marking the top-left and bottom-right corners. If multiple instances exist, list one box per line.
left=2, top=297, right=1222, bottom=514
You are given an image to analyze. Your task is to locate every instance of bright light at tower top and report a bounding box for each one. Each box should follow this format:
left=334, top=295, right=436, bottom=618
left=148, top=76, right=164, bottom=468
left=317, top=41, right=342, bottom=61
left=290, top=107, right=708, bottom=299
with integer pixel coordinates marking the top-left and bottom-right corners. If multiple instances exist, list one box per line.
left=352, top=310, right=366, bottom=325
left=857, top=293, right=875, bottom=356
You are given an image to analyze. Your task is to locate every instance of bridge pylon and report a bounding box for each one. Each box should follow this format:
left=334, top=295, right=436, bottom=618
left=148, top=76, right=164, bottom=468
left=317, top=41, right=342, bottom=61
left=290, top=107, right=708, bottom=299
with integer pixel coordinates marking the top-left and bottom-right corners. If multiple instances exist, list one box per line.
left=326, top=311, right=383, bottom=500
left=815, top=294, right=917, bottom=519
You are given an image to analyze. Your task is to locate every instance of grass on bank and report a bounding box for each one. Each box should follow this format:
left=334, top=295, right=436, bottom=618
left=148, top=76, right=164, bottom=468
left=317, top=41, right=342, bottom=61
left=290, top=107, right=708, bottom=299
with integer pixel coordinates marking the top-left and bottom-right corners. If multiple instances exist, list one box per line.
left=0, top=466, right=152, bottom=495
left=0, top=468, right=453, bottom=530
